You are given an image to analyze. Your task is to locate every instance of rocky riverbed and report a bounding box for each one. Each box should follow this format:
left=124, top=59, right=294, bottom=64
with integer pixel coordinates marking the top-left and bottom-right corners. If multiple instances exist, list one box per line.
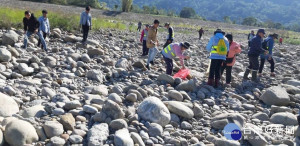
left=0, top=26, right=299, bottom=146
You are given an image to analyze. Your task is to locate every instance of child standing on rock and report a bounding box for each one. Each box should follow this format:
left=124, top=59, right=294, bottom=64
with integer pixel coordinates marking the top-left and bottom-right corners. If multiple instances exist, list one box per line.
left=220, top=34, right=241, bottom=86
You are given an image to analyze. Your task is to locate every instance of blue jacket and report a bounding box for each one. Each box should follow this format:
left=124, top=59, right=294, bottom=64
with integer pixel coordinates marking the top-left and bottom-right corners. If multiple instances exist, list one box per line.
left=206, top=33, right=230, bottom=60
left=260, top=36, right=274, bottom=59
left=80, top=11, right=92, bottom=26
left=248, top=35, right=265, bottom=57
left=38, top=16, right=50, bottom=34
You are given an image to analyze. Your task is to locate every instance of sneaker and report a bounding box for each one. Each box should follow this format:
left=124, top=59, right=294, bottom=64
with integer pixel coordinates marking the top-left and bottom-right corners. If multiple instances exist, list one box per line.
left=258, top=73, right=262, bottom=77
left=150, top=61, right=154, bottom=65
left=21, top=45, right=26, bottom=49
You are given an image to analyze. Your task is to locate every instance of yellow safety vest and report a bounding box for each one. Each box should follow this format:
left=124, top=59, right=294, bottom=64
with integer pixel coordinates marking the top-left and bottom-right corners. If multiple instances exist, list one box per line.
left=164, top=45, right=176, bottom=57
left=211, top=46, right=218, bottom=54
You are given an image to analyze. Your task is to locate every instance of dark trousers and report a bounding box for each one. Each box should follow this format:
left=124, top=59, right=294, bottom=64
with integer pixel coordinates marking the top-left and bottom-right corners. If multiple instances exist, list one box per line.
left=248, top=56, right=259, bottom=70
left=209, top=59, right=223, bottom=80
left=142, top=40, right=149, bottom=55
left=163, top=56, right=173, bottom=75
left=82, top=25, right=90, bottom=42
left=199, top=34, right=202, bottom=39
left=259, top=58, right=275, bottom=73
left=38, top=31, right=47, bottom=49
left=163, top=39, right=173, bottom=48
left=221, top=64, right=233, bottom=84
left=137, top=27, right=141, bottom=32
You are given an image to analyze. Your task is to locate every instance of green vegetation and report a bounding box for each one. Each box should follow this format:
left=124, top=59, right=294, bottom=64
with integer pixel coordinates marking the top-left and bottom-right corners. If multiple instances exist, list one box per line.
left=100, top=0, right=300, bottom=32
left=121, top=0, right=132, bottom=12
left=22, top=0, right=108, bottom=9
left=179, top=7, right=196, bottom=19
left=0, top=7, right=126, bottom=31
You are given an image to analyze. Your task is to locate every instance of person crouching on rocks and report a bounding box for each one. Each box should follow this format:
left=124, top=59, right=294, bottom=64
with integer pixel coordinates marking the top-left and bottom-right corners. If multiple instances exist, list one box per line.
left=206, top=29, right=229, bottom=88
left=161, top=42, right=191, bottom=75
left=220, top=34, right=241, bottom=86
left=243, top=29, right=268, bottom=82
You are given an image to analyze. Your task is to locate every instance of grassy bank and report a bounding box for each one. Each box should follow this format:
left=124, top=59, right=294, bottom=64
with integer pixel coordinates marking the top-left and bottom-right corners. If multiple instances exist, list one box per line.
left=0, top=7, right=126, bottom=31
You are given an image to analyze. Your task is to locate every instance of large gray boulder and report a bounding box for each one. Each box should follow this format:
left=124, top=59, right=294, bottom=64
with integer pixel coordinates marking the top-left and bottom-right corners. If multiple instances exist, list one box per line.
left=2, top=30, right=19, bottom=46
left=21, top=105, right=45, bottom=118
left=164, top=101, right=194, bottom=119
left=0, top=92, right=19, bottom=117
left=87, top=123, right=109, bottom=146
left=18, top=63, right=34, bottom=76
left=259, top=86, right=290, bottom=106
left=270, top=112, right=298, bottom=125
left=0, top=47, right=11, bottom=62
left=86, top=70, right=105, bottom=83
left=43, top=121, right=64, bottom=138
left=176, top=79, right=196, bottom=92
left=114, top=129, right=134, bottom=146
left=137, top=97, right=171, bottom=126
left=211, top=113, right=245, bottom=130
left=4, top=120, right=38, bottom=146
left=242, top=123, right=268, bottom=146
left=157, top=73, right=175, bottom=85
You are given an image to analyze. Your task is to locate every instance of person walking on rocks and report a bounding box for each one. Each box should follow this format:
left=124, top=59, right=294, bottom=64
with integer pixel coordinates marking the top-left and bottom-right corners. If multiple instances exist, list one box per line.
left=198, top=28, right=204, bottom=40
left=206, top=29, right=229, bottom=87
left=80, top=6, right=92, bottom=43
left=243, top=29, right=268, bottom=81
left=37, top=10, right=50, bottom=52
left=163, top=22, right=174, bottom=48
left=161, top=42, right=191, bottom=75
left=248, top=30, right=255, bottom=48
left=279, top=37, right=283, bottom=45
left=259, top=33, right=278, bottom=77
left=22, top=10, right=40, bottom=49
left=220, top=34, right=241, bottom=86
left=140, top=24, right=150, bottom=56
left=137, top=21, right=142, bottom=32
left=146, top=19, right=160, bottom=70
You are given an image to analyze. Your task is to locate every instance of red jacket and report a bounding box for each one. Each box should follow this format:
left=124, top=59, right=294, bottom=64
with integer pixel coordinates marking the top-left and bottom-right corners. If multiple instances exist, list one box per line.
left=140, top=29, right=145, bottom=42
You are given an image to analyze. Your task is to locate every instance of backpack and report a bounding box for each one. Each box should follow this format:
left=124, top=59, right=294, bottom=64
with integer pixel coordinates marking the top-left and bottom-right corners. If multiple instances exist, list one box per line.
left=262, top=39, right=270, bottom=50
left=215, top=39, right=228, bottom=55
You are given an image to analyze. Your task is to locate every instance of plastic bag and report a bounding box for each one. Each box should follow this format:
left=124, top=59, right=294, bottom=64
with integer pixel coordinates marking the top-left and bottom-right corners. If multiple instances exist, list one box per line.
left=173, top=69, right=190, bottom=80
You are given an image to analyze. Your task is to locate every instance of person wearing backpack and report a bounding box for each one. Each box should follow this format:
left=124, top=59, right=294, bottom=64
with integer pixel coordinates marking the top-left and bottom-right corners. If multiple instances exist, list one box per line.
left=206, top=29, right=230, bottom=87
left=220, top=34, right=241, bottom=86
left=243, top=29, right=268, bottom=81
left=259, top=33, right=278, bottom=77
left=161, top=42, right=191, bottom=75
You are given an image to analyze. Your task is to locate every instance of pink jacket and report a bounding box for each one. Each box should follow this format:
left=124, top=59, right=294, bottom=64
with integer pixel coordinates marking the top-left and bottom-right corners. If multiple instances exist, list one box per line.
left=226, top=41, right=241, bottom=66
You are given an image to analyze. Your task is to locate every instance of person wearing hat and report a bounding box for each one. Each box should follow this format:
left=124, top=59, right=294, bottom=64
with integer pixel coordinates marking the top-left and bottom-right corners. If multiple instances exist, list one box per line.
left=206, top=29, right=229, bottom=87
left=163, top=22, right=174, bottom=48
left=243, top=29, right=268, bottom=81
left=146, top=19, right=160, bottom=70
left=38, top=10, right=50, bottom=52
left=80, top=6, right=92, bottom=43
left=258, top=33, right=278, bottom=77
left=140, top=24, right=150, bottom=56
left=161, top=42, right=191, bottom=75
left=220, top=34, right=241, bottom=86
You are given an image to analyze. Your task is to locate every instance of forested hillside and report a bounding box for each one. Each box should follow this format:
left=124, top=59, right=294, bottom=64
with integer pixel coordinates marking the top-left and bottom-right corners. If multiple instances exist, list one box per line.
left=100, top=0, right=300, bottom=26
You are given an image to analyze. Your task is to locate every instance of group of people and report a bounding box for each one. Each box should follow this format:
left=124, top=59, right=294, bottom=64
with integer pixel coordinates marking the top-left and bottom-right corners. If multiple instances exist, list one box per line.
left=139, top=20, right=190, bottom=74
left=244, top=29, right=278, bottom=81
left=22, top=6, right=92, bottom=52
left=21, top=6, right=278, bottom=88
left=139, top=20, right=279, bottom=88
